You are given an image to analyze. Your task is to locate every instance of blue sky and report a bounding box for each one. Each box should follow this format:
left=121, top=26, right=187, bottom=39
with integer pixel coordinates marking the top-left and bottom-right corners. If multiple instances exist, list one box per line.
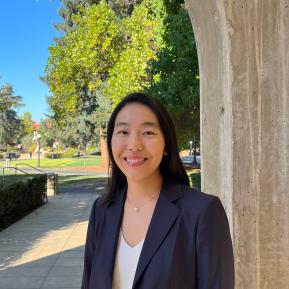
left=0, top=0, right=63, bottom=122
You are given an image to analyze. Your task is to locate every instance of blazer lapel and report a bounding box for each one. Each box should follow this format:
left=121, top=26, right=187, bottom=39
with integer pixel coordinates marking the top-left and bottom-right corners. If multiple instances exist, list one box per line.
left=100, top=186, right=127, bottom=288
left=132, top=183, right=183, bottom=288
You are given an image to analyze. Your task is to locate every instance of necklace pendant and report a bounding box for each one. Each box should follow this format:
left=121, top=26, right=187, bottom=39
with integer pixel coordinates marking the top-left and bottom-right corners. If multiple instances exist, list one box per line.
left=134, top=207, right=140, bottom=212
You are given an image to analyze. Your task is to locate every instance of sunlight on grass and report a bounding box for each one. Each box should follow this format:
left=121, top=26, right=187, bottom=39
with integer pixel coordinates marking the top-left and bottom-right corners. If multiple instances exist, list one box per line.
left=0, top=156, right=101, bottom=169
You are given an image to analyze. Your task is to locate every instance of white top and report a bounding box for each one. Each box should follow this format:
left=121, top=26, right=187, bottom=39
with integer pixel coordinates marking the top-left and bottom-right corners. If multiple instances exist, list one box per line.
left=112, top=231, right=144, bottom=289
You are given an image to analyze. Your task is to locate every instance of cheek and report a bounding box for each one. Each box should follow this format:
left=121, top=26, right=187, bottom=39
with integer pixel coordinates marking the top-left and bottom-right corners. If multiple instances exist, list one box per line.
left=150, top=140, right=165, bottom=160
left=111, top=137, right=125, bottom=157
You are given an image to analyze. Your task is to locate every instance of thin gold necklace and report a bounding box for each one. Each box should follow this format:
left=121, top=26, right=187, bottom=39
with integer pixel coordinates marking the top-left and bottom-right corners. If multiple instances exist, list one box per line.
left=126, top=194, right=159, bottom=213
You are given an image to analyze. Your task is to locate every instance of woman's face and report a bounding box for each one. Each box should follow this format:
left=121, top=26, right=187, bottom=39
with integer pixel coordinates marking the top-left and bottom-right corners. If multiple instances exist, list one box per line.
left=111, top=102, right=165, bottom=183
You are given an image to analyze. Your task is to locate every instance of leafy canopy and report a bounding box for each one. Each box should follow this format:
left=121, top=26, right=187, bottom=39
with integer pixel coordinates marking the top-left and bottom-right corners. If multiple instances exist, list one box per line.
left=45, top=1, right=122, bottom=120
left=45, top=0, right=160, bottom=117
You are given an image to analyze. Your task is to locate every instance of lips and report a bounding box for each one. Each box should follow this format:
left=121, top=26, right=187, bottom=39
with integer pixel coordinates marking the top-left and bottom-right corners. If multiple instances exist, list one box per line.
left=124, top=157, right=148, bottom=167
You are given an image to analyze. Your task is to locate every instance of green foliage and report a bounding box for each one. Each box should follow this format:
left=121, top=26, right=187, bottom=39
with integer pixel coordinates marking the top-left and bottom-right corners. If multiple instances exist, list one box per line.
left=45, top=2, right=121, bottom=121
left=44, top=152, right=65, bottom=159
left=44, top=148, right=89, bottom=158
left=45, top=0, right=160, bottom=119
left=18, top=112, right=35, bottom=151
left=0, top=109, right=21, bottom=148
left=106, top=2, right=160, bottom=105
left=58, top=148, right=79, bottom=158
left=45, top=0, right=200, bottom=150
left=61, top=113, right=97, bottom=152
left=146, top=3, right=200, bottom=148
left=0, top=84, right=24, bottom=113
left=187, top=170, right=201, bottom=190
left=39, top=117, right=60, bottom=148
left=55, top=0, right=140, bottom=33
left=20, top=112, right=34, bottom=135
left=0, top=174, right=47, bottom=232
left=148, top=9, right=199, bottom=114
left=0, top=83, right=24, bottom=148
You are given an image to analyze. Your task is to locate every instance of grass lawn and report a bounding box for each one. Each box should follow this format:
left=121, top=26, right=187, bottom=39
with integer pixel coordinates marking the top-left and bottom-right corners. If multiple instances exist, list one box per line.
left=59, top=175, right=108, bottom=189
left=0, top=156, right=101, bottom=169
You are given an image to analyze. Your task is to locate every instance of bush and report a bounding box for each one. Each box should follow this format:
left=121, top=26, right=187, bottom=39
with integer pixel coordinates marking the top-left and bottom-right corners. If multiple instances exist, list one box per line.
left=61, top=149, right=79, bottom=158
left=45, top=148, right=79, bottom=159
left=0, top=174, right=47, bottom=232
left=187, top=170, right=201, bottom=190
left=45, top=152, right=62, bottom=159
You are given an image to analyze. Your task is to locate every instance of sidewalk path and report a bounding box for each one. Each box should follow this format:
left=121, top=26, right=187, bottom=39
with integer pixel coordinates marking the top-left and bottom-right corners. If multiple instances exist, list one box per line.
left=0, top=191, right=101, bottom=289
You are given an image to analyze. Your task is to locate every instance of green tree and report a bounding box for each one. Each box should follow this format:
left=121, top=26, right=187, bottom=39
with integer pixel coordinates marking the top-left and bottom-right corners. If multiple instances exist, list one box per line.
left=45, top=1, right=160, bottom=164
left=39, top=117, right=62, bottom=148
left=46, top=1, right=159, bottom=116
left=0, top=110, right=21, bottom=148
left=0, top=83, right=24, bottom=148
left=55, top=0, right=141, bottom=33
left=0, top=83, right=23, bottom=113
left=46, top=0, right=200, bottom=153
left=146, top=1, right=200, bottom=149
left=45, top=1, right=122, bottom=122
left=20, top=112, right=34, bottom=135
left=105, top=2, right=161, bottom=105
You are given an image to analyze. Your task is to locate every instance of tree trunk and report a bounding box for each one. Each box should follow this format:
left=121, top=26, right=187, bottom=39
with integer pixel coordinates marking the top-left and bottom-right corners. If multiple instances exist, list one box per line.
left=99, top=127, right=109, bottom=171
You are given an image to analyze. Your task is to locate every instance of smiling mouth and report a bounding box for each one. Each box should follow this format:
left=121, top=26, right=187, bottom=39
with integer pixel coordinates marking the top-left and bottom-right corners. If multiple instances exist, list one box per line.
left=124, top=157, right=148, bottom=167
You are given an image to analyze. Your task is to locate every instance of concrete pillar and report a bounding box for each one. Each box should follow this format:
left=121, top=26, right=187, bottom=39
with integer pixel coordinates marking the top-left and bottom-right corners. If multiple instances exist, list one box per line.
left=47, top=173, right=58, bottom=196
left=186, top=0, right=289, bottom=288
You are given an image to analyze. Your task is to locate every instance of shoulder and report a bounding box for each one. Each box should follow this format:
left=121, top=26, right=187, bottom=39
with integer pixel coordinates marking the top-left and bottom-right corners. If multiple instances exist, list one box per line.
left=168, top=183, right=225, bottom=218
left=88, top=195, right=107, bottom=223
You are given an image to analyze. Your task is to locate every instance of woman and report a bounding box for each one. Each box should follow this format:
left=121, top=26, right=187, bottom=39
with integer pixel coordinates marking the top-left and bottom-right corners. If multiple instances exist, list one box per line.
left=81, top=93, right=234, bottom=289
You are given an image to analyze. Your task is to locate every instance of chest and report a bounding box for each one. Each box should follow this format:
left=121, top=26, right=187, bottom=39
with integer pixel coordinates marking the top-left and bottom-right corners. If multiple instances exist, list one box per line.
left=121, top=200, right=157, bottom=247
left=91, top=215, right=198, bottom=289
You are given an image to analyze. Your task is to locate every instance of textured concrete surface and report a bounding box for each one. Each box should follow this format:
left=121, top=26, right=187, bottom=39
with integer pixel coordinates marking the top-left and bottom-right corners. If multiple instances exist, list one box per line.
left=186, top=0, right=289, bottom=288
left=0, top=193, right=99, bottom=289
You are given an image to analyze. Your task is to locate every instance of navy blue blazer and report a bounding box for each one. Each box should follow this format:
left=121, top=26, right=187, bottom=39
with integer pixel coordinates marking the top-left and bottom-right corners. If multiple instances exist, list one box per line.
left=81, top=182, right=235, bottom=289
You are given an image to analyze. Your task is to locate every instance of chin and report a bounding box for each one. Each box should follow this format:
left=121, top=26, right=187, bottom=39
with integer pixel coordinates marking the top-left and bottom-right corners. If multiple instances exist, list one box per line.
left=124, top=170, right=162, bottom=184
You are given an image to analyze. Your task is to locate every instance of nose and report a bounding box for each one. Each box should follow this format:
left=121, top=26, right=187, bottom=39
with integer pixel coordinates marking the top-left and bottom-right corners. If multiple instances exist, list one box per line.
left=127, top=132, right=143, bottom=152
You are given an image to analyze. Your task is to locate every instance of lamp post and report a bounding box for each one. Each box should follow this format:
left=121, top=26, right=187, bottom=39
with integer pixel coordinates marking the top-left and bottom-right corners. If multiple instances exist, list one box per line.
left=33, top=131, right=41, bottom=167
left=189, top=141, right=193, bottom=155
left=192, top=136, right=197, bottom=165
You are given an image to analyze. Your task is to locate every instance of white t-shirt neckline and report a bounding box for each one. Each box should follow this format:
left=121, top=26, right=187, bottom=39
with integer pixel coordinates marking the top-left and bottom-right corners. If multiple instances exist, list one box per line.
left=112, top=230, right=144, bottom=289
left=120, top=229, right=144, bottom=249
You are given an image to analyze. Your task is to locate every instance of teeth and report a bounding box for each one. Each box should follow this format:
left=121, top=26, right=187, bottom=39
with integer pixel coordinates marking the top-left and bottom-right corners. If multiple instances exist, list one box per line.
left=126, top=159, right=145, bottom=164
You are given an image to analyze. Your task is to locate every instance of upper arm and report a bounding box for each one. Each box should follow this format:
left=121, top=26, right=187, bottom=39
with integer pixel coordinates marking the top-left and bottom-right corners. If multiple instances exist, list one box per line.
left=196, top=196, right=235, bottom=289
left=81, top=198, right=101, bottom=289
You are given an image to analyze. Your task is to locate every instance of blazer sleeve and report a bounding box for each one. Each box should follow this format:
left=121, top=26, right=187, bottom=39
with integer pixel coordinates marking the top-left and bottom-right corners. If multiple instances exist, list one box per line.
left=196, top=196, right=235, bottom=289
left=81, top=198, right=99, bottom=289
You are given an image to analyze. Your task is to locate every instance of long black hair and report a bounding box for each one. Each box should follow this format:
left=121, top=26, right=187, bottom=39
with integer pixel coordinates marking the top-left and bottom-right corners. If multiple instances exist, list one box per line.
left=105, top=92, right=189, bottom=202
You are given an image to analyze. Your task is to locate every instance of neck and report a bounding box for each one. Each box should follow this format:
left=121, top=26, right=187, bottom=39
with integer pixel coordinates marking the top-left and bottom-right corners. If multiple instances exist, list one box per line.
left=126, top=173, right=163, bottom=201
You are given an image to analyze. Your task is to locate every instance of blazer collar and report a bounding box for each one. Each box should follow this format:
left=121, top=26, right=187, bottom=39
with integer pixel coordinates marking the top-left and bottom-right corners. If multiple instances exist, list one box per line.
left=101, top=182, right=184, bottom=289
left=133, top=182, right=183, bottom=288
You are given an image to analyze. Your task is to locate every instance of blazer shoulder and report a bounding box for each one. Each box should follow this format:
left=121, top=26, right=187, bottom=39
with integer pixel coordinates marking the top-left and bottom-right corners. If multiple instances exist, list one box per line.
left=178, top=183, right=220, bottom=203
left=175, top=183, right=224, bottom=216
left=89, top=195, right=107, bottom=223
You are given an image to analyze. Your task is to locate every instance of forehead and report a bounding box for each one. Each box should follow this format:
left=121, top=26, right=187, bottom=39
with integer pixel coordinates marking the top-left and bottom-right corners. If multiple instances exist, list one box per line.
left=114, top=103, right=160, bottom=126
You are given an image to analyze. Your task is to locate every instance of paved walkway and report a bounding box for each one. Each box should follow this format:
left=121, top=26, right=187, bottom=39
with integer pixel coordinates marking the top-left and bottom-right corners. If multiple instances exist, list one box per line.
left=0, top=191, right=101, bottom=289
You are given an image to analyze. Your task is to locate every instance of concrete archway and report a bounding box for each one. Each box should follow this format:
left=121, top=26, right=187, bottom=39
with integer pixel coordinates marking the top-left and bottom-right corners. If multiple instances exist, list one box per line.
left=186, top=1, right=289, bottom=288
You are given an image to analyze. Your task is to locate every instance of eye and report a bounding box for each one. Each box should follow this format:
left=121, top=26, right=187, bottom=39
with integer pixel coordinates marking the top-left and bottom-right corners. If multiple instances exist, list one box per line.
left=143, top=131, right=156, bottom=136
left=116, top=130, right=128, bottom=135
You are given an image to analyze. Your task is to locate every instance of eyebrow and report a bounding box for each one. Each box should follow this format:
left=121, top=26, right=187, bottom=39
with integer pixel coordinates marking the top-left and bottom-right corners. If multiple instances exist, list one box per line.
left=115, top=121, right=159, bottom=128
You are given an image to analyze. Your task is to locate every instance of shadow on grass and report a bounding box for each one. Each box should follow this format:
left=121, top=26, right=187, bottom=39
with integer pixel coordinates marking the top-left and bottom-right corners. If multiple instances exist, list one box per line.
left=58, top=176, right=108, bottom=194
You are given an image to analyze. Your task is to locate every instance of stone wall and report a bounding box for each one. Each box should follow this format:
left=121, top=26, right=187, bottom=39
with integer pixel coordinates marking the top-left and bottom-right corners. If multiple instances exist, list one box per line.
left=186, top=0, right=289, bottom=288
